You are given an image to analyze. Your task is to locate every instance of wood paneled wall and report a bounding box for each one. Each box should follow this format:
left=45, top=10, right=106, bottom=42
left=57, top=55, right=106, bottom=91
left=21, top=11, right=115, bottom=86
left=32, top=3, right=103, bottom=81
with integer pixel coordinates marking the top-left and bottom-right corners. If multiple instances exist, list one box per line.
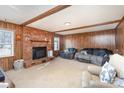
left=0, top=22, right=55, bottom=70
left=116, top=18, right=124, bottom=54
left=0, top=21, right=23, bottom=71
left=63, top=29, right=116, bottom=52
left=0, top=21, right=118, bottom=70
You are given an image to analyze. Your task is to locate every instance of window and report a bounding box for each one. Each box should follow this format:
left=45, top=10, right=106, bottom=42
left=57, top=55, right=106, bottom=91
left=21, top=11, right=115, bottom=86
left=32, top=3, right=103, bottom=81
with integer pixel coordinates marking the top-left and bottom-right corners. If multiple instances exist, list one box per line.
left=0, top=30, right=14, bottom=58
left=54, top=36, right=60, bottom=51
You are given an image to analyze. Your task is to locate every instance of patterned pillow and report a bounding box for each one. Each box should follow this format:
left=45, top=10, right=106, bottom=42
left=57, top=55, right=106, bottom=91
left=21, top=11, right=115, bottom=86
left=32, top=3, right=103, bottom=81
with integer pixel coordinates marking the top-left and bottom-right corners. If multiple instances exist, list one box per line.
left=100, top=62, right=116, bottom=84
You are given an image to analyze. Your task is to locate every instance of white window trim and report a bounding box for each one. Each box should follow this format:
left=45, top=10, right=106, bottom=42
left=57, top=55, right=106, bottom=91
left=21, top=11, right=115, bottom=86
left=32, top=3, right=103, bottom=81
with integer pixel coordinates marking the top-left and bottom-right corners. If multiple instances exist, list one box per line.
left=0, top=30, right=14, bottom=58
left=54, top=37, right=60, bottom=51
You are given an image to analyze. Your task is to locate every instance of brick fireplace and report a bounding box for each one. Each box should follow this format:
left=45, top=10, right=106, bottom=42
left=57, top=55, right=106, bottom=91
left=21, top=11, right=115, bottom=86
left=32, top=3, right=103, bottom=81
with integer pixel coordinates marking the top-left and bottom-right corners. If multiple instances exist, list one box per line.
left=23, top=27, right=54, bottom=67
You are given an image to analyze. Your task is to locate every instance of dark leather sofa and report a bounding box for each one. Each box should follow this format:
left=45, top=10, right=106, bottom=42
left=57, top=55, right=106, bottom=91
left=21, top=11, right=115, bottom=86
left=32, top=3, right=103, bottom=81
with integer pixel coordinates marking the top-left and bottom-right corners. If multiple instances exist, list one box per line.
left=59, top=48, right=77, bottom=59
left=75, top=48, right=113, bottom=66
left=0, top=68, right=15, bottom=88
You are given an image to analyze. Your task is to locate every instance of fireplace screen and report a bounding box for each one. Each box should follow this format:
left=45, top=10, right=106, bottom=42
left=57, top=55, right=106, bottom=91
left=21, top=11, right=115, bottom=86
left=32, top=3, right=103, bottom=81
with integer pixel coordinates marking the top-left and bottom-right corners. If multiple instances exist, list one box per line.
left=32, top=47, right=47, bottom=60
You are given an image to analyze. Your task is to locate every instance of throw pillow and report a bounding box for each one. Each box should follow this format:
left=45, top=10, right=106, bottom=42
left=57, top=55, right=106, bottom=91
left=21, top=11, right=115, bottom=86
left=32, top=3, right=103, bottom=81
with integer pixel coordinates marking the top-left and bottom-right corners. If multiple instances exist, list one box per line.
left=81, top=51, right=87, bottom=55
left=109, top=54, right=124, bottom=79
left=100, top=62, right=116, bottom=84
left=64, top=49, right=68, bottom=53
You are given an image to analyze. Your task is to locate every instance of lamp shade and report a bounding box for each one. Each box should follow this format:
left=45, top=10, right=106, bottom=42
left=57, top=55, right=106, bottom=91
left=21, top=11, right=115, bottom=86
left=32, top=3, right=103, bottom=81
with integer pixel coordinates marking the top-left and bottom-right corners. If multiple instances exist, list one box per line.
left=16, top=34, right=21, bottom=41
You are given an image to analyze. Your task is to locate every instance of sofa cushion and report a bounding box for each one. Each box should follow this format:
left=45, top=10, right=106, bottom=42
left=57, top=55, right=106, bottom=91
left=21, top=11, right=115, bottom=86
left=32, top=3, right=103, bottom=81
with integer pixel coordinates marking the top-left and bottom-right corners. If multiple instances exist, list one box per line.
left=81, top=48, right=113, bottom=56
left=109, top=54, right=124, bottom=79
left=88, top=65, right=102, bottom=76
left=94, top=50, right=107, bottom=57
left=90, top=55, right=103, bottom=66
left=114, top=78, right=124, bottom=87
left=100, top=62, right=116, bottom=84
left=82, top=71, right=92, bottom=88
left=89, top=80, right=116, bottom=88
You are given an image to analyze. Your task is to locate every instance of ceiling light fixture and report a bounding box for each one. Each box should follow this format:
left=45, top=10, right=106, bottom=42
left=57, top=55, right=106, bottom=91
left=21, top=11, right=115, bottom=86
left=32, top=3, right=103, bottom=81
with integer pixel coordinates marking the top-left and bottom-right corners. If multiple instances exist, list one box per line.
left=64, top=22, right=71, bottom=26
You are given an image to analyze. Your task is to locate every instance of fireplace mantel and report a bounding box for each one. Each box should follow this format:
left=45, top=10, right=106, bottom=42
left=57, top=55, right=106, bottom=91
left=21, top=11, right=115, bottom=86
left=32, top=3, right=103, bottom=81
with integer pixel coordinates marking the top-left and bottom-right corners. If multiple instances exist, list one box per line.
left=30, top=39, right=49, bottom=42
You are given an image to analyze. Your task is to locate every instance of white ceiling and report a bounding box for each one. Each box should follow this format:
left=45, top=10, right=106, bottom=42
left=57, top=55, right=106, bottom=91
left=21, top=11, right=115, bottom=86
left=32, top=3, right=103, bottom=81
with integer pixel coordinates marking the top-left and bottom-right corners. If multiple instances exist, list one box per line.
left=28, top=5, right=124, bottom=35
left=0, top=5, right=124, bottom=35
left=0, top=5, right=55, bottom=24
left=56, top=23, right=118, bottom=35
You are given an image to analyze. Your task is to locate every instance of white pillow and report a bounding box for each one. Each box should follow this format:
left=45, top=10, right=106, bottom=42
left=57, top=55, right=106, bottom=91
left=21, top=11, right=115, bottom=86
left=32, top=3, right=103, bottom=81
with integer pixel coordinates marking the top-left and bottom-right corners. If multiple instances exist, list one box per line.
left=100, top=62, right=116, bottom=84
left=0, top=83, right=8, bottom=88
left=81, top=51, right=87, bottom=55
left=109, top=54, right=124, bottom=78
left=64, top=49, right=68, bottom=53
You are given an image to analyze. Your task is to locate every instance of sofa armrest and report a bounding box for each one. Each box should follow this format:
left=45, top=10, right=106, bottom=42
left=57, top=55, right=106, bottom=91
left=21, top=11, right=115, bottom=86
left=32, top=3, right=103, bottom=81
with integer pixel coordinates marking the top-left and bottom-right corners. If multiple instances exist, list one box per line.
left=88, top=65, right=102, bottom=76
left=0, top=68, right=15, bottom=88
left=102, top=55, right=110, bottom=66
left=82, top=71, right=92, bottom=88
left=59, top=51, right=64, bottom=53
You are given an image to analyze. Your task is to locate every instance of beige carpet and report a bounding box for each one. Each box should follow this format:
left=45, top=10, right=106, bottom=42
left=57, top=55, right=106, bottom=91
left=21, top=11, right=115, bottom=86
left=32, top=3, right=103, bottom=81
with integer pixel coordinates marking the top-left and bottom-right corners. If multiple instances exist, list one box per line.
left=7, top=57, right=93, bottom=88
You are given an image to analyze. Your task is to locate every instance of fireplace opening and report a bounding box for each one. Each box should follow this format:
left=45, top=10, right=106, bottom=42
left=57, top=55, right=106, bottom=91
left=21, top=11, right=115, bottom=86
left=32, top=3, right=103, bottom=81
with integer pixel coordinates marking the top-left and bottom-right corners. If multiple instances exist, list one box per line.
left=32, top=47, right=47, bottom=60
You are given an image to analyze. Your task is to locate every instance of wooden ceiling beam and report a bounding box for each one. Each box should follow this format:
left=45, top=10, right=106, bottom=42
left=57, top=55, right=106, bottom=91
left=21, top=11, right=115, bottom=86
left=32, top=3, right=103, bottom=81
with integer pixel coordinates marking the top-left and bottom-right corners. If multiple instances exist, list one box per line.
left=55, top=19, right=121, bottom=32
left=116, top=16, right=124, bottom=29
left=21, top=5, right=71, bottom=26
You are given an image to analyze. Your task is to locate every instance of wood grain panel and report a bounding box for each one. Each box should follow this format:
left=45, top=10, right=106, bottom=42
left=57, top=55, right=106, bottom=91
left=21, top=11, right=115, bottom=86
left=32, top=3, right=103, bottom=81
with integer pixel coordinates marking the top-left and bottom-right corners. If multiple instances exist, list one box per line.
left=63, top=29, right=116, bottom=52
left=115, top=18, right=124, bottom=54
left=0, top=21, right=23, bottom=71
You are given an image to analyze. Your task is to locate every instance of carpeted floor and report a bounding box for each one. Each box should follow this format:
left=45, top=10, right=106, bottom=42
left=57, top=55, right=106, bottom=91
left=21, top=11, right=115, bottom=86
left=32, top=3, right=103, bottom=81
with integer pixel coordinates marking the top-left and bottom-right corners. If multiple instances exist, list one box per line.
left=7, top=57, right=93, bottom=88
